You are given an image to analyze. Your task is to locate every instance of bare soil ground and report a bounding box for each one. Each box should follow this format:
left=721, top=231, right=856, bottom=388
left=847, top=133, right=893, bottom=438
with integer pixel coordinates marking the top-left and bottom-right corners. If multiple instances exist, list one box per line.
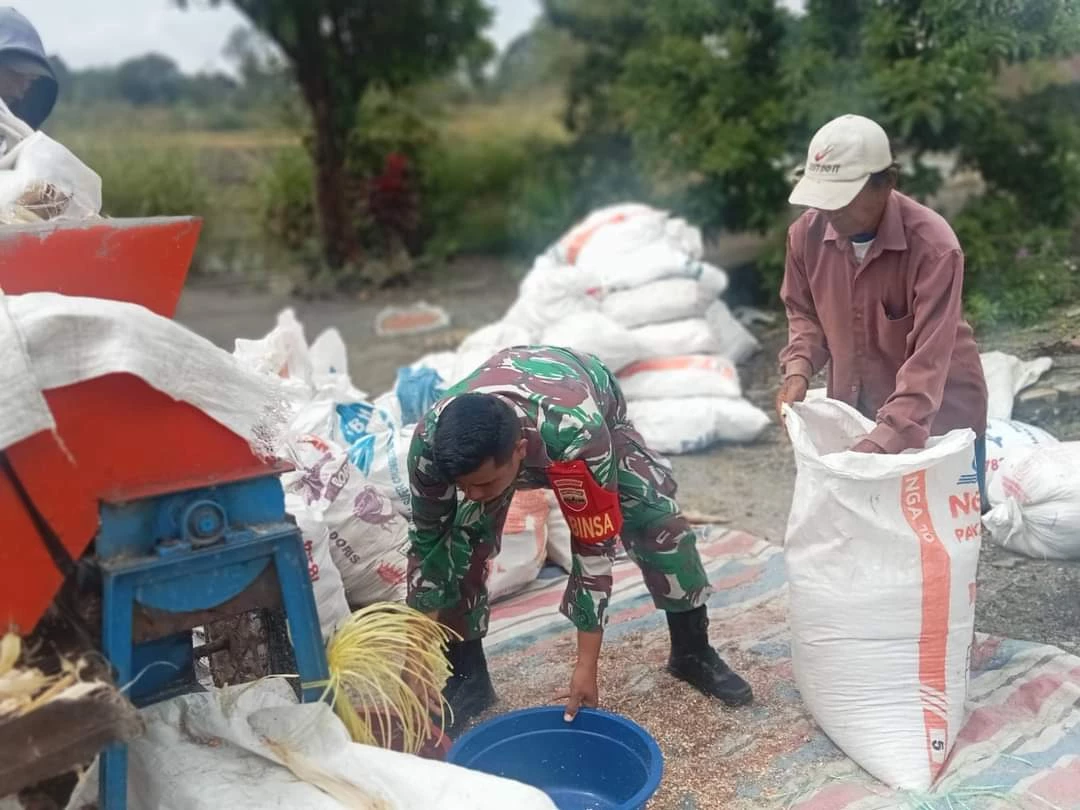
left=176, top=261, right=1080, bottom=658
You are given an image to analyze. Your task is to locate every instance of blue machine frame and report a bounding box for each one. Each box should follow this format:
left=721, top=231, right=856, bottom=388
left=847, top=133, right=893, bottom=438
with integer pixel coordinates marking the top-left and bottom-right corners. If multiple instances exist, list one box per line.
left=94, top=475, right=329, bottom=810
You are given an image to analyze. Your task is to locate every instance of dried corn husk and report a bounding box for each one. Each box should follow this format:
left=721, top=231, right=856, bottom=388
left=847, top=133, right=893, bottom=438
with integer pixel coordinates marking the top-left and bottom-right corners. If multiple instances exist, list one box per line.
left=0, top=632, right=109, bottom=720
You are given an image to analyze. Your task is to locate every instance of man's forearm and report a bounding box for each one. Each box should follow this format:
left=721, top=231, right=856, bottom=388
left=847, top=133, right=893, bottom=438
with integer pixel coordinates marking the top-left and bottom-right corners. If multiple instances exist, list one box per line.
left=576, top=628, right=603, bottom=670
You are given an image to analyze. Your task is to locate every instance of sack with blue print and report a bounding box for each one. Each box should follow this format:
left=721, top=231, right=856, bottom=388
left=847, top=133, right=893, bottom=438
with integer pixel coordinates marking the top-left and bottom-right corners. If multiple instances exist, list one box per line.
left=332, top=400, right=413, bottom=514
left=394, top=365, right=444, bottom=425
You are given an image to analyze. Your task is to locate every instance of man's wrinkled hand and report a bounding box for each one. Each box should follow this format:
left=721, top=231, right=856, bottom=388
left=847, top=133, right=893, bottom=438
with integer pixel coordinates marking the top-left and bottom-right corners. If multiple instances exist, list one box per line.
left=563, top=661, right=599, bottom=722
left=775, top=375, right=809, bottom=423
left=850, top=437, right=885, bottom=454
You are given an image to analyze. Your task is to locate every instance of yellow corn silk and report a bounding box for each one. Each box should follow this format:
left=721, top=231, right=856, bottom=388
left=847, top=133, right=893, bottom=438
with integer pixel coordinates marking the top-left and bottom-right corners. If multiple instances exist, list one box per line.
left=320, top=604, right=457, bottom=754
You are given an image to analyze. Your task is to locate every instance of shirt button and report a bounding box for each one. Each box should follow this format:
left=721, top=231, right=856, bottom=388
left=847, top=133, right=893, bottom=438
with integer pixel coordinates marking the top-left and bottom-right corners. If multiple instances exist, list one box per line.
left=854, top=311, right=861, bottom=320
left=851, top=385, right=858, bottom=394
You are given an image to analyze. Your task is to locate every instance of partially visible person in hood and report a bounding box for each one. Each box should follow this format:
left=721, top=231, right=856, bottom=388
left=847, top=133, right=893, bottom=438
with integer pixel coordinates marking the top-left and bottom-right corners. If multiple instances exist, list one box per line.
left=0, top=8, right=58, bottom=129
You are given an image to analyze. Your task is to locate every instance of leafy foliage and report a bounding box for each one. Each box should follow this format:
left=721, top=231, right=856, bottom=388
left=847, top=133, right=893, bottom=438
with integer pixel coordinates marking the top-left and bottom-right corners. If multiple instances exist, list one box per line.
left=953, top=193, right=1078, bottom=326
left=181, top=0, right=494, bottom=279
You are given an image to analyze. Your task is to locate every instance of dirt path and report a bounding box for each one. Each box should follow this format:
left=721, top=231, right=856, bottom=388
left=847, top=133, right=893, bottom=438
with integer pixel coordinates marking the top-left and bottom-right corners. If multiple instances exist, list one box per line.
left=176, top=265, right=1080, bottom=656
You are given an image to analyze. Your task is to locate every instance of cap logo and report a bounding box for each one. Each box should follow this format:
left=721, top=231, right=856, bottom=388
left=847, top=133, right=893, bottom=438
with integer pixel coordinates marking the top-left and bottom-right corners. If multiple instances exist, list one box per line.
left=813, top=145, right=835, bottom=162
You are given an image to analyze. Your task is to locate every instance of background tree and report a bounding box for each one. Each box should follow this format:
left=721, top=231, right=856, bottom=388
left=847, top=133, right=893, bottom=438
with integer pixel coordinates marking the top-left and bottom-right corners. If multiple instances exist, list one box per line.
left=182, top=0, right=494, bottom=277
left=781, top=0, right=1080, bottom=317
left=545, top=0, right=795, bottom=232
left=115, top=53, right=185, bottom=106
left=785, top=0, right=1080, bottom=206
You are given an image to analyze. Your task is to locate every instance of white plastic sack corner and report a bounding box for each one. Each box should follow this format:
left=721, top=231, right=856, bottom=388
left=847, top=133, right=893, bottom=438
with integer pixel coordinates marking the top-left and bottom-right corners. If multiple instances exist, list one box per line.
left=600, top=277, right=717, bottom=328
left=705, top=300, right=761, bottom=364
left=617, top=355, right=741, bottom=401
left=783, top=399, right=981, bottom=791
left=542, top=311, right=645, bottom=373
left=983, top=417, right=1059, bottom=493
left=234, top=308, right=314, bottom=385
left=308, top=327, right=351, bottom=385
left=488, top=489, right=551, bottom=602
left=984, top=442, right=1080, bottom=560
left=3, top=293, right=303, bottom=458
left=627, top=396, right=770, bottom=453
left=0, top=101, right=102, bottom=221
left=64, top=680, right=558, bottom=810
left=282, top=435, right=409, bottom=608
left=632, top=317, right=720, bottom=359
left=980, top=351, right=1052, bottom=420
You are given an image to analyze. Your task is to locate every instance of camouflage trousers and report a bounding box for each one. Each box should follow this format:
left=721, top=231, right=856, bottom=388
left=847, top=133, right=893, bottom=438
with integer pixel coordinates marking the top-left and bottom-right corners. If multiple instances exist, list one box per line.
left=432, top=425, right=713, bottom=641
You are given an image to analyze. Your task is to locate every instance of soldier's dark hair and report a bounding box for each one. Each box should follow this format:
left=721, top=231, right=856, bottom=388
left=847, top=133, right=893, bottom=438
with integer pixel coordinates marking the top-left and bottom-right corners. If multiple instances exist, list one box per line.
left=432, top=393, right=521, bottom=479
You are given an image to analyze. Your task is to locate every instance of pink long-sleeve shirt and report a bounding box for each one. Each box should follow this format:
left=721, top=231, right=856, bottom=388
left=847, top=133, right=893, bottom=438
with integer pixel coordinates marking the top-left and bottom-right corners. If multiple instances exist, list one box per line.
left=779, top=191, right=988, bottom=453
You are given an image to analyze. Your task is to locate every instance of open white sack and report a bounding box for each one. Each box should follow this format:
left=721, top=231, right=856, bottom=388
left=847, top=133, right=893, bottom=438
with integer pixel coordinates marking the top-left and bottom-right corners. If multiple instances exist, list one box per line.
left=0, top=125, right=102, bottom=221
left=783, top=398, right=981, bottom=791
left=984, top=442, right=1080, bottom=560
left=488, top=489, right=551, bottom=602
left=65, top=680, right=557, bottom=810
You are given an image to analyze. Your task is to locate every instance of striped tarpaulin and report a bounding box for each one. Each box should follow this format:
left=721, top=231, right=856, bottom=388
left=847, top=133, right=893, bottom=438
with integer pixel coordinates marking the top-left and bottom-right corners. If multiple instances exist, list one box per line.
left=486, top=528, right=1080, bottom=809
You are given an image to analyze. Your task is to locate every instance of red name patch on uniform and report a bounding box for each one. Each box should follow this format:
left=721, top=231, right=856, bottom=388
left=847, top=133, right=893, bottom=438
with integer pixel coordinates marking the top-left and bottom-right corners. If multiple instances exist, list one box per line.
left=546, top=459, right=623, bottom=544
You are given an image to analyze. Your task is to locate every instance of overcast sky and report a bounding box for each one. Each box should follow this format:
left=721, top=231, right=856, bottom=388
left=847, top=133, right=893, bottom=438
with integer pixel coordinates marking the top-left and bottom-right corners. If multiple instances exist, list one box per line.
left=13, top=0, right=543, bottom=73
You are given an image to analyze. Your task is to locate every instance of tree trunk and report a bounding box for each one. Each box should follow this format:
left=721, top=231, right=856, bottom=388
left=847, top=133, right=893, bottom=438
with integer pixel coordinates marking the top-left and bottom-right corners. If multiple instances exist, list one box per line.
left=306, top=86, right=361, bottom=275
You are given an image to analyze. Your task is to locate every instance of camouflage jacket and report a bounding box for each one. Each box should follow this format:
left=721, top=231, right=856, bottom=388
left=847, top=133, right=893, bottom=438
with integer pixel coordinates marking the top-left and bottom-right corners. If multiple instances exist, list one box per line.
left=407, top=345, right=625, bottom=632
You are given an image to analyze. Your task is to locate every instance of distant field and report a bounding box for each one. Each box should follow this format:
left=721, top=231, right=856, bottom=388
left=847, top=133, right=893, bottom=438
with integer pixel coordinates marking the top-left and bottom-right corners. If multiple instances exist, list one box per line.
left=46, top=92, right=570, bottom=275
left=442, top=92, right=568, bottom=142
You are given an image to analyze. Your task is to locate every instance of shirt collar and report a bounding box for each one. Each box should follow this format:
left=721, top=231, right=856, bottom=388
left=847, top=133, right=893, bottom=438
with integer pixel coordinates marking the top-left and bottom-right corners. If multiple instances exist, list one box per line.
left=822, top=191, right=908, bottom=252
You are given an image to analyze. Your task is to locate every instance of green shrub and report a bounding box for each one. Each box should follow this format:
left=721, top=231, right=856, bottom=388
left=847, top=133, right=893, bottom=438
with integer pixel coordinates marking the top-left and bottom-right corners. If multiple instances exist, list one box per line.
left=953, top=193, right=1077, bottom=326
left=748, top=191, right=1080, bottom=326
left=87, top=146, right=211, bottom=219
left=421, top=134, right=541, bottom=256
left=506, top=145, right=580, bottom=257
left=257, top=145, right=317, bottom=256
left=80, top=144, right=217, bottom=272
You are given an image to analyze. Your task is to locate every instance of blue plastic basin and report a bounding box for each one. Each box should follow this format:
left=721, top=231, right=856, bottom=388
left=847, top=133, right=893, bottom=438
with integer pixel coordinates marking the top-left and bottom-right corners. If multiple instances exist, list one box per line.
left=447, top=707, right=663, bottom=810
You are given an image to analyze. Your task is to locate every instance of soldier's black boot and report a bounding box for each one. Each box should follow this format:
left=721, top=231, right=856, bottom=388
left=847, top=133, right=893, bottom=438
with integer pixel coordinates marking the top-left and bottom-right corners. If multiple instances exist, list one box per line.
left=666, top=606, right=753, bottom=706
left=442, top=638, right=497, bottom=737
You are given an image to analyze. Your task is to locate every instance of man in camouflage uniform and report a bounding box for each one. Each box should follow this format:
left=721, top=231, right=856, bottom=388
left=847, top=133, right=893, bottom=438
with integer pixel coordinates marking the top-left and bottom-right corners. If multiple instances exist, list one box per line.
left=406, top=346, right=753, bottom=734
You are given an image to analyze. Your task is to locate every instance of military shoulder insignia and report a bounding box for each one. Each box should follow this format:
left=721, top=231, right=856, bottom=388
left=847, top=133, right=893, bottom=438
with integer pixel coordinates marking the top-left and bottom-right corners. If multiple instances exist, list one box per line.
left=545, top=459, right=622, bottom=544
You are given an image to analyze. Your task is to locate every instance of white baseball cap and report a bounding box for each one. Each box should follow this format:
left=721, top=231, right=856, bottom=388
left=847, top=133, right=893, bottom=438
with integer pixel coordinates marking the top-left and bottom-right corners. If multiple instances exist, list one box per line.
left=789, top=114, right=893, bottom=211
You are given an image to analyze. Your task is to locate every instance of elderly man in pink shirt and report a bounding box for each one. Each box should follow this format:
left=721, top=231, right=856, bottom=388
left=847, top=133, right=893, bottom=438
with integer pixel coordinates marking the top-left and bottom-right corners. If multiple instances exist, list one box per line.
left=776, top=114, right=989, bottom=506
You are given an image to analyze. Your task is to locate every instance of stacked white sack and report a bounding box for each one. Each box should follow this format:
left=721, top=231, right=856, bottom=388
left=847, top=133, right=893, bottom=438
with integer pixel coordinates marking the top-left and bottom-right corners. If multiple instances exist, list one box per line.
left=413, top=204, right=771, bottom=453
left=543, top=204, right=769, bottom=451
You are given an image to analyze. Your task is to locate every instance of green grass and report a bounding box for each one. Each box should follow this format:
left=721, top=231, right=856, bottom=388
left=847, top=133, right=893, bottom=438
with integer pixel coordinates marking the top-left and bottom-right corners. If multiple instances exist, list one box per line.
left=44, top=91, right=571, bottom=277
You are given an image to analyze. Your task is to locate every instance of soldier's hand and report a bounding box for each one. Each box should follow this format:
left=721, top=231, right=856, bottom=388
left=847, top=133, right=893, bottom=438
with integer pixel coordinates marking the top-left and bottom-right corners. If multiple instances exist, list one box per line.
left=564, top=661, right=599, bottom=722
left=775, top=375, right=809, bottom=423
